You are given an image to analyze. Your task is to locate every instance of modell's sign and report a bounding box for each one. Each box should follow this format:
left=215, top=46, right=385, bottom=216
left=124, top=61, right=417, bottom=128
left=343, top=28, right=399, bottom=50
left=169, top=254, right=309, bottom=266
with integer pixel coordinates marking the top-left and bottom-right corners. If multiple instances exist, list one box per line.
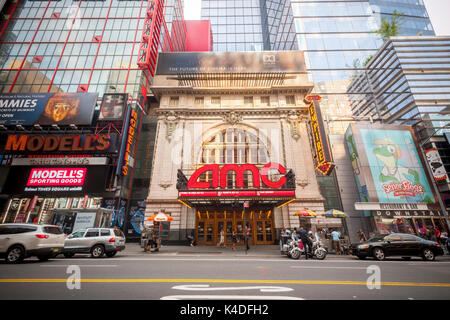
left=3, top=133, right=119, bottom=154
left=187, top=163, right=288, bottom=189
left=305, top=95, right=335, bottom=176
left=27, top=168, right=86, bottom=186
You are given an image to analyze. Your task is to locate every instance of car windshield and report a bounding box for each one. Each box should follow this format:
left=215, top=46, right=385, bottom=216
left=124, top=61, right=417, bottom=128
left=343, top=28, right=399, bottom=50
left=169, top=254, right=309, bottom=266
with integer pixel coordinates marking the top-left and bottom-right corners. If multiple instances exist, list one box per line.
left=366, top=235, right=387, bottom=242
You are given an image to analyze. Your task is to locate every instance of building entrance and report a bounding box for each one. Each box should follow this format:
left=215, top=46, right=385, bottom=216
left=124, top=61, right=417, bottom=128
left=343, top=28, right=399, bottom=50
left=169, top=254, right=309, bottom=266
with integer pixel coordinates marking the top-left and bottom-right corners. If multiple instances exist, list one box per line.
left=196, top=209, right=274, bottom=245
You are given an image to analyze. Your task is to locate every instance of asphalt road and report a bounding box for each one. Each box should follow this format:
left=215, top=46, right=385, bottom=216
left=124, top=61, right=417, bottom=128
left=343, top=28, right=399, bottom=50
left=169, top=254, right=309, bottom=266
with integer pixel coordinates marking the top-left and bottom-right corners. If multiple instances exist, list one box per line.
left=0, top=253, right=449, bottom=300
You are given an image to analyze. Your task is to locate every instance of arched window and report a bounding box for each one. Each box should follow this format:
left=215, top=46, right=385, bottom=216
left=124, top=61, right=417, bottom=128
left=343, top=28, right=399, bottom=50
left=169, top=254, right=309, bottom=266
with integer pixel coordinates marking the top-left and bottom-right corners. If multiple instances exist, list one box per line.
left=198, top=128, right=272, bottom=189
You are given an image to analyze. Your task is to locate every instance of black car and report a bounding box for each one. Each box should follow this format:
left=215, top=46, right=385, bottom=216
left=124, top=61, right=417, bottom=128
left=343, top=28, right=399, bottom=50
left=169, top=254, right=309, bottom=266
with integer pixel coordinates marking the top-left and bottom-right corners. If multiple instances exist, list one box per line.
left=349, top=233, right=444, bottom=261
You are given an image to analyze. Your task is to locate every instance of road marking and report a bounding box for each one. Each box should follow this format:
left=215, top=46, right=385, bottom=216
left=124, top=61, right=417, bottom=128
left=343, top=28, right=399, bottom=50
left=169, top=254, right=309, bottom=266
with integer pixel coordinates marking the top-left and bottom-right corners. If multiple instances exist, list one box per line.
left=40, top=265, right=117, bottom=268
left=172, top=284, right=293, bottom=292
left=0, top=279, right=449, bottom=287
left=160, top=295, right=304, bottom=300
left=47, top=257, right=450, bottom=264
left=290, top=266, right=367, bottom=269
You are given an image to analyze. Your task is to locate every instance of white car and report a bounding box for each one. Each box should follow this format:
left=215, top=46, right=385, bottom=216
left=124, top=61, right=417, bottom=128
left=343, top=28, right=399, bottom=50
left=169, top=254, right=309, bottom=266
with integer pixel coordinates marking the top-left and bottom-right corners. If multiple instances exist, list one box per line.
left=0, top=223, right=65, bottom=263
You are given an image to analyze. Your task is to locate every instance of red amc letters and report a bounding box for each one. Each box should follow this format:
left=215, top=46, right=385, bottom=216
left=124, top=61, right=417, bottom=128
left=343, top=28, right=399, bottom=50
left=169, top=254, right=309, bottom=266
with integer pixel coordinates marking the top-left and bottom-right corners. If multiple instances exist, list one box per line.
left=27, top=168, right=87, bottom=186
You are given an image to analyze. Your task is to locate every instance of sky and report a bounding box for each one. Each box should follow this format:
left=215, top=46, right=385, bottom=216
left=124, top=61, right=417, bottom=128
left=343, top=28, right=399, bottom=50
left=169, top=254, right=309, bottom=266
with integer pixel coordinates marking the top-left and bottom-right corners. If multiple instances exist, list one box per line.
left=183, top=0, right=450, bottom=36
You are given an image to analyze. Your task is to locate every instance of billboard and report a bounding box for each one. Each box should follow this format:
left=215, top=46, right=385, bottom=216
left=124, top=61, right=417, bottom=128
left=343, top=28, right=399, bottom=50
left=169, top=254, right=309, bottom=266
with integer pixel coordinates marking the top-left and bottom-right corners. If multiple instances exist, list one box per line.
left=0, top=92, right=98, bottom=126
left=345, top=124, right=436, bottom=205
left=156, top=51, right=307, bottom=75
left=3, top=133, right=119, bottom=154
left=99, top=93, right=128, bottom=121
left=3, top=165, right=109, bottom=196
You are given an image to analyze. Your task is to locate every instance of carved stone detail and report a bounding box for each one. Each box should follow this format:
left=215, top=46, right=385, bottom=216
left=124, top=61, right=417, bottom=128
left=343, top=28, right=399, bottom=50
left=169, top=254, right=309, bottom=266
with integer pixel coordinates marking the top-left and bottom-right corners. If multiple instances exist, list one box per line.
left=223, top=111, right=243, bottom=125
left=164, top=111, right=179, bottom=143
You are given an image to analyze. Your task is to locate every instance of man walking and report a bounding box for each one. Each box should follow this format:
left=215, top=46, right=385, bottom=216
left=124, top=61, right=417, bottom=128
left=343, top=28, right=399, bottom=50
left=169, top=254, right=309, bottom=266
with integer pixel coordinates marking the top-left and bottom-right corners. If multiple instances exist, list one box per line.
left=245, top=224, right=250, bottom=250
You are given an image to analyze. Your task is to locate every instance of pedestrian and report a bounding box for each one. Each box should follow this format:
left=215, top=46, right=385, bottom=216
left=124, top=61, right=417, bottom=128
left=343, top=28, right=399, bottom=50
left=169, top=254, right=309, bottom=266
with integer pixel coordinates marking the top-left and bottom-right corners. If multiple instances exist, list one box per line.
left=440, top=231, right=448, bottom=246
left=232, top=229, right=237, bottom=251
left=331, top=229, right=341, bottom=255
left=434, top=228, right=441, bottom=243
left=217, top=228, right=225, bottom=248
left=245, top=224, right=250, bottom=250
left=357, top=229, right=367, bottom=242
left=187, top=230, right=195, bottom=247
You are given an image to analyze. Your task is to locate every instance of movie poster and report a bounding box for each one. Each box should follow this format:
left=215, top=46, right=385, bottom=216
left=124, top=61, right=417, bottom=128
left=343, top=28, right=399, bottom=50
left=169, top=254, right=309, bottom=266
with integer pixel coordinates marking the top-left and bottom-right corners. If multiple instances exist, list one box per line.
left=0, top=92, right=98, bottom=126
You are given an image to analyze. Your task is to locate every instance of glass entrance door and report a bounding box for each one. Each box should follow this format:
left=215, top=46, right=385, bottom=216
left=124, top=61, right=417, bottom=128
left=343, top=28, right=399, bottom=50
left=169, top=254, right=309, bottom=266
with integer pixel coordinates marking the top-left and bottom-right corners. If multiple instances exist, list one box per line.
left=196, top=209, right=274, bottom=245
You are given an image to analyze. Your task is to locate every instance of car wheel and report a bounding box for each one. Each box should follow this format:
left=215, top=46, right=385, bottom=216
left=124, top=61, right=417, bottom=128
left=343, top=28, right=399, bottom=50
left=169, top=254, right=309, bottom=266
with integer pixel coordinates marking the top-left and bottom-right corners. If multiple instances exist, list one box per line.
left=91, top=245, right=105, bottom=258
left=357, top=255, right=366, bottom=260
left=6, top=246, right=25, bottom=264
left=372, top=247, right=385, bottom=261
left=422, top=248, right=435, bottom=261
left=105, top=251, right=117, bottom=258
left=63, top=253, right=75, bottom=258
left=402, top=257, right=411, bottom=260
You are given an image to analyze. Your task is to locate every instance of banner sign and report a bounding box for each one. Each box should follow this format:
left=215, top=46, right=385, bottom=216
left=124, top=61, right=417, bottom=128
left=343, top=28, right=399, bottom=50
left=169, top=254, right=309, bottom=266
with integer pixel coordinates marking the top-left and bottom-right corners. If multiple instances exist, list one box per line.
left=3, top=133, right=119, bottom=154
left=305, top=95, right=335, bottom=176
left=3, top=165, right=108, bottom=196
left=355, top=202, right=437, bottom=211
left=179, top=190, right=295, bottom=198
left=26, top=168, right=87, bottom=186
left=11, top=157, right=109, bottom=166
left=99, top=93, right=128, bottom=121
left=424, top=147, right=448, bottom=182
left=0, top=92, right=98, bottom=126
left=156, top=51, right=307, bottom=75
left=345, top=124, right=436, bottom=204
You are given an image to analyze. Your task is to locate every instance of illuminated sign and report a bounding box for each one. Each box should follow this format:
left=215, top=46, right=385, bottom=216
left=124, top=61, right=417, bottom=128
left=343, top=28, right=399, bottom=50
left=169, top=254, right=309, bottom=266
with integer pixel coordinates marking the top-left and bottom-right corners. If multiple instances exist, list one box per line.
left=424, top=148, right=448, bottom=182
left=4, top=134, right=118, bottom=154
left=0, top=92, right=98, bottom=126
left=26, top=168, right=86, bottom=186
left=179, top=190, right=295, bottom=197
left=187, top=163, right=288, bottom=189
left=11, top=157, right=109, bottom=166
left=305, top=95, right=335, bottom=176
left=122, top=108, right=138, bottom=176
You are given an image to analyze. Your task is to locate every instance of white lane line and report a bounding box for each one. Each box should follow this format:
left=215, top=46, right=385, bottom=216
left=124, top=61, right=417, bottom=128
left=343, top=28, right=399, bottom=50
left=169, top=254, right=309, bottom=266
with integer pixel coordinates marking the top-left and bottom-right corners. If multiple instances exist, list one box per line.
left=40, top=265, right=117, bottom=268
left=160, top=295, right=304, bottom=300
left=290, top=266, right=367, bottom=269
left=172, top=284, right=294, bottom=292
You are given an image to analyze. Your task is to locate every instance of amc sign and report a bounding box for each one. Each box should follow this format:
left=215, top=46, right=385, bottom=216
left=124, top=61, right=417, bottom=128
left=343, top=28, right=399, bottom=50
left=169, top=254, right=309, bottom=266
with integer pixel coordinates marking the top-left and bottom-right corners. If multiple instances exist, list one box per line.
left=27, top=168, right=86, bottom=186
left=188, top=163, right=288, bottom=189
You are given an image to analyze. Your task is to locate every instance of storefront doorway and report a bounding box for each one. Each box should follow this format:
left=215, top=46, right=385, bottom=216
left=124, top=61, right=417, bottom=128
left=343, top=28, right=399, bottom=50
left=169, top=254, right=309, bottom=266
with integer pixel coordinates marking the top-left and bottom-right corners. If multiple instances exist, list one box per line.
left=196, top=209, right=274, bottom=245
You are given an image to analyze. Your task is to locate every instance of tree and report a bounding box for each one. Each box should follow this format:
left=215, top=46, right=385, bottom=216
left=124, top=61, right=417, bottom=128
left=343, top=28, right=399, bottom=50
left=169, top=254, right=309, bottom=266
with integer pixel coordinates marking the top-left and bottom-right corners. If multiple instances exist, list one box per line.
left=374, top=10, right=405, bottom=43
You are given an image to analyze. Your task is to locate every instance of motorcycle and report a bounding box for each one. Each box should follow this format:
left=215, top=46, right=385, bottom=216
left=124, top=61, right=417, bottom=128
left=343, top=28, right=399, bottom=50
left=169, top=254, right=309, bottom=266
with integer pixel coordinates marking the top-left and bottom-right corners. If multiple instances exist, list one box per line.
left=280, top=237, right=305, bottom=259
left=305, top=240, right=327, bottom=260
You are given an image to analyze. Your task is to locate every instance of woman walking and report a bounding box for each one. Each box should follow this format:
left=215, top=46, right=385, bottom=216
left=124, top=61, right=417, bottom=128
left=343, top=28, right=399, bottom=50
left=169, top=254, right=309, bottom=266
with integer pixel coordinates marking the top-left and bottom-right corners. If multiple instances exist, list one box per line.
left=232, top=229, right=237, bottom=251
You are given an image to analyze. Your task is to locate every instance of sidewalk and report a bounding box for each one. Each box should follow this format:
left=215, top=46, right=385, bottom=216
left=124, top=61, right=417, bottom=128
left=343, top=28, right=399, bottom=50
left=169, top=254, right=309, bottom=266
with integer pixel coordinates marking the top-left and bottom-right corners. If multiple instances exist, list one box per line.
left=122, top=243, right=355, bottom=258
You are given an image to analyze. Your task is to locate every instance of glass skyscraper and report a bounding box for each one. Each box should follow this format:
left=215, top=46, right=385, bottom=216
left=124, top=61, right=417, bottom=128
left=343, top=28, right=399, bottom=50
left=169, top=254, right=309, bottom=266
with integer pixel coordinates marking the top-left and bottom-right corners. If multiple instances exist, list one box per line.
left=201, top=0, right=436, bottom=241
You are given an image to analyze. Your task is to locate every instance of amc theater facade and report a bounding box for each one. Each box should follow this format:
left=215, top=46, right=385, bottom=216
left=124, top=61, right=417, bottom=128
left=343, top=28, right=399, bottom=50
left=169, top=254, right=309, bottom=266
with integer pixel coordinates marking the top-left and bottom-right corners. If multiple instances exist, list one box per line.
left=145, top=51, right=330, bottom=245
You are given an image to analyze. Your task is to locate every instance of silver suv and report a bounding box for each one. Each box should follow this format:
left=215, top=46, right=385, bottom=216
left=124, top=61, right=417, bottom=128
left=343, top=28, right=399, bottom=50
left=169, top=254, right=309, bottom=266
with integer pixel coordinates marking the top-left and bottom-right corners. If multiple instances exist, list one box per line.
left=63, top=228, right=126, bottom=258
left=0, top=224, right=65, bottom=263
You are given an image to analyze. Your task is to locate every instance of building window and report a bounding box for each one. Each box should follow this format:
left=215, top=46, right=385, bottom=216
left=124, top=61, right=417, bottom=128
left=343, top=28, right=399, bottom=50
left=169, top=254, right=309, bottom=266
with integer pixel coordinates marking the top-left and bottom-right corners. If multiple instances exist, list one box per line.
left=211, top=96, right=221, bottom=105
left=194, top=97, right=204, bottom=107
left=244, top=96, right=254, bottom=106
left=261, top=96, right=270, bottom=106
left=286, top=95, right=296, bottom=105
left=169, top=97, right=179, bottom=107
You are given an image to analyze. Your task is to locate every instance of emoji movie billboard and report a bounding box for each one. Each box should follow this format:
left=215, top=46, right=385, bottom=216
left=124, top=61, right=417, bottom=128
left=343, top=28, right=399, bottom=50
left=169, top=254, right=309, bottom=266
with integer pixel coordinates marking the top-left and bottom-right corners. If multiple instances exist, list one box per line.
left=0, top=92, right=98, bottom=126
left=345, top=124, right=436, bottom=205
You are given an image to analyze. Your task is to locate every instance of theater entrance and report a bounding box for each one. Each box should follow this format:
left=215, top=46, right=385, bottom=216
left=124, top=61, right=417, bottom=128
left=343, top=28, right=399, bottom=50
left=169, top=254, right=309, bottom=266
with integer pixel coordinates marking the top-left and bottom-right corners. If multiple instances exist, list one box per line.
left=195, top=209, right=274, bottom=245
